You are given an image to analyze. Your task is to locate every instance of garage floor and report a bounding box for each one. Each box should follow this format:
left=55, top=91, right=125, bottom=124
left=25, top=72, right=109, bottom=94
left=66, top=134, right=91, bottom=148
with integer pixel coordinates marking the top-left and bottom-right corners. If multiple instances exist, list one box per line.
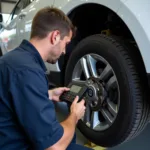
left=55, top=102, right=150, bottom=150
left=109, top=125, right=150, bottom=150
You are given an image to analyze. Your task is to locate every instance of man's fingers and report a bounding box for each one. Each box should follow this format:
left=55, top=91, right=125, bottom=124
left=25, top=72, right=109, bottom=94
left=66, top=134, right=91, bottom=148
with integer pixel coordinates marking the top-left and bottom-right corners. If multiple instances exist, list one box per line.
left=59, top=87, right=70, bottom=92
left=64, top=87, right=70, bottom=91
left=80, top=99, right=85, bottom=105
left=73, top=96, right=79, bottom=104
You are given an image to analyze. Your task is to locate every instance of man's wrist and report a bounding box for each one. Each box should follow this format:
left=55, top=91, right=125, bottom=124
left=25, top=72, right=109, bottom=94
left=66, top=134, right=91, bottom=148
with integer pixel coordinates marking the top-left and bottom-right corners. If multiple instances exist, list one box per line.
left=69, top=112, right=78, bottom=124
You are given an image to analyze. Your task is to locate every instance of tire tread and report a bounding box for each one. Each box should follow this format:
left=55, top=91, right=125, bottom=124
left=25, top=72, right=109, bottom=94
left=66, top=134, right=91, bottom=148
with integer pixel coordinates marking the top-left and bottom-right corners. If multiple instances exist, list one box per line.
left=93, top=34, right=150, bottom=144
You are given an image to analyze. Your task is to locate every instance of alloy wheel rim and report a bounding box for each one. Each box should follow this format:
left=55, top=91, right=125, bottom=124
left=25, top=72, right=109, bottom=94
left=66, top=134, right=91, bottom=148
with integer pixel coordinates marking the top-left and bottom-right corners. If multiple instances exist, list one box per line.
left=71, top=53, right=120, bottom=131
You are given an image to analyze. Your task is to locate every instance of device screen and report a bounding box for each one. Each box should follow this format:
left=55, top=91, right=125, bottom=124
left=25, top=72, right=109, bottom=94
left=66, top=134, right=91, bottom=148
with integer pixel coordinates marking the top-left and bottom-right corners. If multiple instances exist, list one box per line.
left=70, top=85, right=82, bottom=93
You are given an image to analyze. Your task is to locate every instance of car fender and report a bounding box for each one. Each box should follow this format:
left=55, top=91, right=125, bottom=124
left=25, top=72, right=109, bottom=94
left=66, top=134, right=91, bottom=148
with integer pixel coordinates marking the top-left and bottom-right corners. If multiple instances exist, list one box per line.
left=54, top=0, right=127, bottom=14
left=54, top=0, right=150, bottom=73
left=52, top=0, right=127, bottom=72
left=117, top=0, right=150, bottom=73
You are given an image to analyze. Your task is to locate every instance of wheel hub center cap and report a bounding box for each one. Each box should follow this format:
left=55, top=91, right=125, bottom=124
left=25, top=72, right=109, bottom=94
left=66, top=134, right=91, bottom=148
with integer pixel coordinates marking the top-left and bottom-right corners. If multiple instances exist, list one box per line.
left=86, top=78, right=106, bottom=111
left=87, top=85, right=96, bottom=98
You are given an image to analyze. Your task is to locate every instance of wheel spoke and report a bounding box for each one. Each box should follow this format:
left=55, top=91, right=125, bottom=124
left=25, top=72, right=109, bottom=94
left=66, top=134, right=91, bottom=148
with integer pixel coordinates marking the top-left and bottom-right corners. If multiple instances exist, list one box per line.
left=86, top=55, right=98, bottom=77
left=72, top=79, right=86, bottom=84
left=72, top=54, right=120, bottom=131
left=90, top=111, right=100, bottom=129
left=99, top=64, right=112, bottom=80
left=72, top=62, right=82, bottom=79
left=106, top=76, right=117, bottom=90
left=101, top=108, right=113, bottom=125
left=80, top=57, right=90, bottom=79
left=107, top=98, right=117, bottom=116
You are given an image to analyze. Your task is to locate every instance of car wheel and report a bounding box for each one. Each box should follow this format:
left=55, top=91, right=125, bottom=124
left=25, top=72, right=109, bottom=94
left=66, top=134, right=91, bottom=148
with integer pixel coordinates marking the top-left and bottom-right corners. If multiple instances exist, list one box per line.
left=65, top=34, right=150, bottom=147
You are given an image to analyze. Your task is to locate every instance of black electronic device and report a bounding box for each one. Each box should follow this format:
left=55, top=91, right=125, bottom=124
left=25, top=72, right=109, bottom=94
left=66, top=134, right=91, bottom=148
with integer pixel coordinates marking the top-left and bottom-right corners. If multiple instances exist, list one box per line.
left=60, top=81, right=88, bottom=103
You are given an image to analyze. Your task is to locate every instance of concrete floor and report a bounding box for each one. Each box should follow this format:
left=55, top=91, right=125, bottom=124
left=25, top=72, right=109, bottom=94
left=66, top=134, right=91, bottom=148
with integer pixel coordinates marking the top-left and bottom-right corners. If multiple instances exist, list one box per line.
left=55, top=102, right=150, bottom=150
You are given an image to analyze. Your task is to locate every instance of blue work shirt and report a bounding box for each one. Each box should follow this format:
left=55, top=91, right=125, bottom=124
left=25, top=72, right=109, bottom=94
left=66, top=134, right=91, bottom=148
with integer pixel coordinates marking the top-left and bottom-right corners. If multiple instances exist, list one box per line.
left=0, top=40, right=93, bottom=150
left=0, top=40, right=64, bottom=150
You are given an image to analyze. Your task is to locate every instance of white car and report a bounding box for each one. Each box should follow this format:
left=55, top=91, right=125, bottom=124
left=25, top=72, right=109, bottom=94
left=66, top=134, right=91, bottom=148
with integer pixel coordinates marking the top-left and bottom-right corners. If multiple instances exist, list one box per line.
left=0, top=0, right=150, bottom=148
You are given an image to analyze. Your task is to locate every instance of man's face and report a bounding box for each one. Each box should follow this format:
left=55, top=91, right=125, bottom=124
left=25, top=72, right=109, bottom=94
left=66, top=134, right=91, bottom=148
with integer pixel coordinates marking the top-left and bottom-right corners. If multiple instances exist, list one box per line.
left=47, top=30, right=72, bottom=64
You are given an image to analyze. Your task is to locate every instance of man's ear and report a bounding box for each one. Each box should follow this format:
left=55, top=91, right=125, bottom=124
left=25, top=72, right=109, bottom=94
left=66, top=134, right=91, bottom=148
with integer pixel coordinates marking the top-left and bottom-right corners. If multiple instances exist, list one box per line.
left=50, top=30, right=61, bottom=45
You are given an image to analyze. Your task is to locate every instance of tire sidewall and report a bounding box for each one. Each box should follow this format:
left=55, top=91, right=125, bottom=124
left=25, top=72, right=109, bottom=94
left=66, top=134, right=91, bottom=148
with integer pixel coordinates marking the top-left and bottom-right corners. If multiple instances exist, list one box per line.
left=65, top=35, right=137, bottom=146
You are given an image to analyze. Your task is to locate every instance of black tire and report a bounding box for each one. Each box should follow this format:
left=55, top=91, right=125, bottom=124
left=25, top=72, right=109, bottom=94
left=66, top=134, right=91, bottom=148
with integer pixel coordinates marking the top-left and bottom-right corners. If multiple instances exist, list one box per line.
left=65, top=34, right=150, bottom=147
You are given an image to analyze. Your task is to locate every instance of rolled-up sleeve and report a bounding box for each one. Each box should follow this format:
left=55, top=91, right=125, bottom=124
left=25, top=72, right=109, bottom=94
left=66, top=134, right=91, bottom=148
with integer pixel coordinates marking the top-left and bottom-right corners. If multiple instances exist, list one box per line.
left=10, top=69, right=64, bottom=150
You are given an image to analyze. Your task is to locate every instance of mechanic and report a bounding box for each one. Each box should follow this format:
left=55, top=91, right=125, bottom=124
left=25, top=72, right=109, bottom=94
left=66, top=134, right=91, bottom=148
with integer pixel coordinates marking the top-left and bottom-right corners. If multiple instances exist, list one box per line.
left=0, top=7, right=93, bottom=150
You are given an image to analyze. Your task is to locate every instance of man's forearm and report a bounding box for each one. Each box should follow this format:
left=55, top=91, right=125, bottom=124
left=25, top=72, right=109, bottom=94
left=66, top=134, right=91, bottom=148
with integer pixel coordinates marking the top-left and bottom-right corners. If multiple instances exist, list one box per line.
left=58, top=112, right=77, bottom=149
left=45, top=113, right=78, bottom=150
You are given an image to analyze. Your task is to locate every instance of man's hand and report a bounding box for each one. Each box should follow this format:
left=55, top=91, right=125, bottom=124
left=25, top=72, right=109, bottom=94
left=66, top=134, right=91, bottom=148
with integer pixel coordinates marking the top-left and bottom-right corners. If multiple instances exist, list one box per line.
left=70, top=96, right=86, bottom=122
left=48, top=87, right=70, bottom=102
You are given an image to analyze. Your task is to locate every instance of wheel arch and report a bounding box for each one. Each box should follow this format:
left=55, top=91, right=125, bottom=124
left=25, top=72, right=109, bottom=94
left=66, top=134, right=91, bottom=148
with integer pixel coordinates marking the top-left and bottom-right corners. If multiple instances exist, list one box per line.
left=66, top=2, right=148, bottom=65
left=63, top=2, right=149, bottom=83
left=117, top=0, right=150, bottom=74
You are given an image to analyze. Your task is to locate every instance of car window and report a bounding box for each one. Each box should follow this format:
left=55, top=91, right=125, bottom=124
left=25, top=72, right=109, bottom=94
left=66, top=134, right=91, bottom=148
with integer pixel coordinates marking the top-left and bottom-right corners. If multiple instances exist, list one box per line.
left=11, top=0, right=34, bottom=20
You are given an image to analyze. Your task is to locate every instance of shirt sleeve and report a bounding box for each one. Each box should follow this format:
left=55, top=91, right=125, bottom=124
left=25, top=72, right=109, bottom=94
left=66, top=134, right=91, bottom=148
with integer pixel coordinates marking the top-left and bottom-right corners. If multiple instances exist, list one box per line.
left=10, top=69, right=64, bottom=150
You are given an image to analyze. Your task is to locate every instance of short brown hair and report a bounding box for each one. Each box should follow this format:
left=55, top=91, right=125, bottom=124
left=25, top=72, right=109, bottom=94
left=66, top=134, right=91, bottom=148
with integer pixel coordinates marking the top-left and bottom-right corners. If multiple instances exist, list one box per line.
left=30, top=7, right=75, bottom=39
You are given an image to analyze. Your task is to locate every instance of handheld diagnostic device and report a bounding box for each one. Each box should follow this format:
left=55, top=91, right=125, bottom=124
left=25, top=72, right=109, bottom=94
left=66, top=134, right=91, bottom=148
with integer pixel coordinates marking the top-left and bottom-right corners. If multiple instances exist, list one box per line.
left=60, top=81, right=88, bottom=103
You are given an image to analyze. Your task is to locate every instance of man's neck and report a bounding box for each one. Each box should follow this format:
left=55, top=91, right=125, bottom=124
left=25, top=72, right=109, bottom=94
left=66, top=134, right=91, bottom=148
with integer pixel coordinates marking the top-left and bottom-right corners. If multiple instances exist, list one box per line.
left=30, top=38, right=50, bottom=61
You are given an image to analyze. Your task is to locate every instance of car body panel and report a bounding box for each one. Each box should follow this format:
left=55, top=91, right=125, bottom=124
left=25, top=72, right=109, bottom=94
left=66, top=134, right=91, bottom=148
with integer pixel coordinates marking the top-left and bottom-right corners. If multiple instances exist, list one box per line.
left=0, top=0, right=60, bottom=73
left=0, top=0, right=150, bottom=73
left=54, top=0, right=127, bottom=14
left=53, top=0, right=150, bottom=73
left=0, top=17, right=18, bottom=55
left=117, top=0, right=150, bottom=73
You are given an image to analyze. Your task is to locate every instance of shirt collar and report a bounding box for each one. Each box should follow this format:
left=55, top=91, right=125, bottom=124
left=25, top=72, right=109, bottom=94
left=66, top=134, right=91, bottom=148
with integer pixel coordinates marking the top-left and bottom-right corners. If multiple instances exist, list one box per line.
left=19, top=40, right=47, bottom=72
